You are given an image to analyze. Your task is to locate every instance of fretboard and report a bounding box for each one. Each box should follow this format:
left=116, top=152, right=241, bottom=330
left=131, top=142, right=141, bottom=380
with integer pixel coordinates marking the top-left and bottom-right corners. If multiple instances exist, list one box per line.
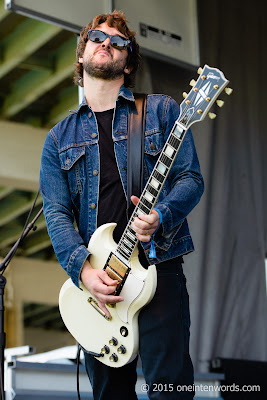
left=116, top=120, right=187, bottom=262
left=115, top=64, right=230, bottom=262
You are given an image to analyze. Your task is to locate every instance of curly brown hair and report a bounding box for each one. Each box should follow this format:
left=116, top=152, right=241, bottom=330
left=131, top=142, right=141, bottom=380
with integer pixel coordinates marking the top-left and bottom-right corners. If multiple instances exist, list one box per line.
left=73, top=10, right=141, bottom=88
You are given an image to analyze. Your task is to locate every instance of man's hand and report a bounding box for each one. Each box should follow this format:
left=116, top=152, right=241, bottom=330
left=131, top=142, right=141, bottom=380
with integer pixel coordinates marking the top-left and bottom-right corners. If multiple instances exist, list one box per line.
left=81, top=260, right=123, bottom=318
left=131, top=195, right=160, bottom=242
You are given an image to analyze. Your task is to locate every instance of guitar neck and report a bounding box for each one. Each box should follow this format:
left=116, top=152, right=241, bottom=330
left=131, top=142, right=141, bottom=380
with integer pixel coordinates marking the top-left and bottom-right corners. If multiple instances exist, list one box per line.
left=116, top=120, right=187, bottom=262
left=116, top=64, right=230, bottom=263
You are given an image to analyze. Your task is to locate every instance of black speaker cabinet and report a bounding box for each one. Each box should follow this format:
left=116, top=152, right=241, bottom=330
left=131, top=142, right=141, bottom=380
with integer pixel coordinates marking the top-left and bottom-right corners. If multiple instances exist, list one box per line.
left=210, top=358, right=267, bottom=399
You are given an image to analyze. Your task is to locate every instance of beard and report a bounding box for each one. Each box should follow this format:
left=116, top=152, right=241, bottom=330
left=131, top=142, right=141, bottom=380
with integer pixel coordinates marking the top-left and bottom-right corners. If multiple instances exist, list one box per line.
left=83, top=52, right=127, bottom=81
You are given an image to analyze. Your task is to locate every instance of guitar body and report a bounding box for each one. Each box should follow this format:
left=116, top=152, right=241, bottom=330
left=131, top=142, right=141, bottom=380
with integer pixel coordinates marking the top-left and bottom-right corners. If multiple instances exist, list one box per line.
left=59, top=223, right=157, bottom=368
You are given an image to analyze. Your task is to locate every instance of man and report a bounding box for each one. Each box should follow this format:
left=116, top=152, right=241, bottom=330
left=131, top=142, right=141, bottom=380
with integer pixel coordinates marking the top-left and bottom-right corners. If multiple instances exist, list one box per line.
left=40, top=10, right=204, bottom=400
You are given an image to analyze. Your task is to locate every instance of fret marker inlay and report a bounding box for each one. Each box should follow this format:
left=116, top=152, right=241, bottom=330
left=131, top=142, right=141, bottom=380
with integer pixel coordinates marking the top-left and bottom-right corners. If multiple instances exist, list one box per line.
left=157, top=163, right=167, bottom=174
left=151, top=178, right=160, bottom=189
left=144, top=191, right=153, bottom=202
left=173, top=125, right=184, bottom=139
left=165, top=145, right=175, bottom=157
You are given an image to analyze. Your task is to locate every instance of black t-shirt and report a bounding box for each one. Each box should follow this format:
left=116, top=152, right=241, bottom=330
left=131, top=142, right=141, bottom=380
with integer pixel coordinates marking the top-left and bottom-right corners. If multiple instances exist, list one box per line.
left=95, top=108, right=128, bottom=244
left=95, top=108, right=149, bottom=268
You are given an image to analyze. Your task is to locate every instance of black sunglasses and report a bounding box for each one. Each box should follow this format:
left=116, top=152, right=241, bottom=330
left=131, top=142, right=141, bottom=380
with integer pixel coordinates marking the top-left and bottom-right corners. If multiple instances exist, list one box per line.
left=86, top=29, right=132, bottom=51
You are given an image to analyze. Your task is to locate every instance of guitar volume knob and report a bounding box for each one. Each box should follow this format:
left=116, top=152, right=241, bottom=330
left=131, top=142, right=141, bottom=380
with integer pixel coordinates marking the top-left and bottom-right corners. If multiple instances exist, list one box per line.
left=109, top=353, right=118, bottom=362
left=101, top=345, right=110, bottom=354
left=117, top=345, right=126, bottom=354
left=109, top=337, right=118, bottom=346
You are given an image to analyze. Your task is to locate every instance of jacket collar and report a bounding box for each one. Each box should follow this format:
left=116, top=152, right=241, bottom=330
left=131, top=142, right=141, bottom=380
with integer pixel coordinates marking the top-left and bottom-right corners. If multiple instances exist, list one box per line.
left=117, top=85, right=135, bottom=102
left=76, top=85, right=135, bottom=113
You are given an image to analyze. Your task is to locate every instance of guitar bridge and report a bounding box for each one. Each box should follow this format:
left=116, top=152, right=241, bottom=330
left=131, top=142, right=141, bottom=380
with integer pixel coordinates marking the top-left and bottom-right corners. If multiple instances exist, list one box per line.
left=104, top=254, right=130, bottom=295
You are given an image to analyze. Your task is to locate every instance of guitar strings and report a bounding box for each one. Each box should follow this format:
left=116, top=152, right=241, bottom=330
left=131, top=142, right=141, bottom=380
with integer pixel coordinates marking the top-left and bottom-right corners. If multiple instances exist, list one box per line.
left=117, top=81, right=218, bottom=261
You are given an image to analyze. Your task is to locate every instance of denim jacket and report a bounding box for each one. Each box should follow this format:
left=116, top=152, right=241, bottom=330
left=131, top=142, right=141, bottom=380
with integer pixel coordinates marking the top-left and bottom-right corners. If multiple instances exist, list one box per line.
left=40, top=85, right=204, bottom=287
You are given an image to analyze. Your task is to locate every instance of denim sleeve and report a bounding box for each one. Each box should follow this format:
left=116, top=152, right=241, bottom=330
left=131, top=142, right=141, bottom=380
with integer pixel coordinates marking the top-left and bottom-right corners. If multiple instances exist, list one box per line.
left=39, top=130, right=89, bottom=287
left=153, top=97, right=204, bottom=243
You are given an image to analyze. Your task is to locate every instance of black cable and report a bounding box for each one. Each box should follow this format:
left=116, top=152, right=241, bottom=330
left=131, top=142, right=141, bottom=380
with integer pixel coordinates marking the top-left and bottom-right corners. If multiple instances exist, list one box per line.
left=9, top=189, right=40, bottom=261
left=0, top=189, right=41, bottom=275
left=76, top=343, right=81, bottom=400
left=0, top=349, right=4, bottom=400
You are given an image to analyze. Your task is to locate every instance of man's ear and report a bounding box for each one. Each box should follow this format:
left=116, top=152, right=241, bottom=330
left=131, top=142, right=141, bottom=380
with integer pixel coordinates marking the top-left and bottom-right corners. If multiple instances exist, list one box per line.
left=124, top=65, right=132, bottom=75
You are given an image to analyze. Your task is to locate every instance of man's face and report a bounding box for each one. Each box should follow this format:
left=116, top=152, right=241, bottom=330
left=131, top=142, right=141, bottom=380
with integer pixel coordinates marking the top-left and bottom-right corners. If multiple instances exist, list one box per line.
left=79, top=22, right=130, bottom=81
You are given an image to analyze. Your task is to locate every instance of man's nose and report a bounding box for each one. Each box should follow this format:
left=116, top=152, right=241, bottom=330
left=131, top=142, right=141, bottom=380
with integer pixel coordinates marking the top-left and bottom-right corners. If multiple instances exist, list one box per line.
left=101, top=37, right=111, bottom=48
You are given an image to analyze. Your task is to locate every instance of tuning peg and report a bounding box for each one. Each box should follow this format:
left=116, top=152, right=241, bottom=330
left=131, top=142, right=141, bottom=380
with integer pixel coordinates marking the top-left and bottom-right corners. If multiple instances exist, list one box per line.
left=190, top=79, right=196, bottom=87
left=197, top=67, right=203, bottom=75
left=216, top=100, right=224, bottom=108
left=225, top=87, right=233, bottom=95
left=208, top=112, right=217, bottom=119
left=183, top=92, right=188, bottom=98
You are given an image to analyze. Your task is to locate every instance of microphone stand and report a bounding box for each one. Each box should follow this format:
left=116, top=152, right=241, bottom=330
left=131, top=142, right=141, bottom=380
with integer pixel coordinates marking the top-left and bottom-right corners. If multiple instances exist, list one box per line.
left=0, top=206, right=43, bottom=399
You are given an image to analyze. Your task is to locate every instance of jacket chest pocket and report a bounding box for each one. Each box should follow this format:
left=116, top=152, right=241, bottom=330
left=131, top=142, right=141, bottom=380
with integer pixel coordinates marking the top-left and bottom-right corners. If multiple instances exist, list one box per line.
left=144, top=129, right=164, bottom=156
left=59, top=146, right=85, bottom=195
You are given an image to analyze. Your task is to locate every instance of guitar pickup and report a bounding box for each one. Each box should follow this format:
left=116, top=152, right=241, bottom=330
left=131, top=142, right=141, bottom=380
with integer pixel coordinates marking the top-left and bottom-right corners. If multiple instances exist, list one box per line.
left=104, top=254, right=130, bottom=294
left=105, top=267, right=123, bottom=282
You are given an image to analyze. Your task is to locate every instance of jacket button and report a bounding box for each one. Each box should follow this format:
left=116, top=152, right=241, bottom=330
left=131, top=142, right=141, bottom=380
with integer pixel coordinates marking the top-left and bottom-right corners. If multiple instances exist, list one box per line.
left=91, top=203, right=96, bottom=209
left=150, top=142, right=156, bottom=150
left=66, top=157, right=71, bottom=164
left=92, top=133, right=97, bottom=138
left=93, top=170, right=98, bottom=176
left=88, top=111, right=92, bottom=118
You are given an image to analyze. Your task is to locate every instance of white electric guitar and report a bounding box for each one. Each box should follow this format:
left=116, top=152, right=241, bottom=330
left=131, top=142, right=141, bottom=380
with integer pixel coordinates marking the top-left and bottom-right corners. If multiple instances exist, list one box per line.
left=59, top=65, right=231, bottom=368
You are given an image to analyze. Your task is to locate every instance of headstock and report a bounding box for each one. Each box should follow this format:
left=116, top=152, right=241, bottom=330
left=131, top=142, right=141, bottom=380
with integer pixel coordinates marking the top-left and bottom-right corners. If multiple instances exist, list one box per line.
left=178, top=65, right=232, bottom=129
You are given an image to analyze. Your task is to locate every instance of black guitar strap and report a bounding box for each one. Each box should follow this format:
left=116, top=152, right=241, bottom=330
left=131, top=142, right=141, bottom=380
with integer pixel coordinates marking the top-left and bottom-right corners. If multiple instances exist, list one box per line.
left=127, top=93, right=147, bottom=220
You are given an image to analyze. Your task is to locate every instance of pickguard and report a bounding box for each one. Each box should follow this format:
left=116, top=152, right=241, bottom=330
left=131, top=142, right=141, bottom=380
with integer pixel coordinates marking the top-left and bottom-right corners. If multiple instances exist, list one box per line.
left=116, top=272, right=145, bottom=323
